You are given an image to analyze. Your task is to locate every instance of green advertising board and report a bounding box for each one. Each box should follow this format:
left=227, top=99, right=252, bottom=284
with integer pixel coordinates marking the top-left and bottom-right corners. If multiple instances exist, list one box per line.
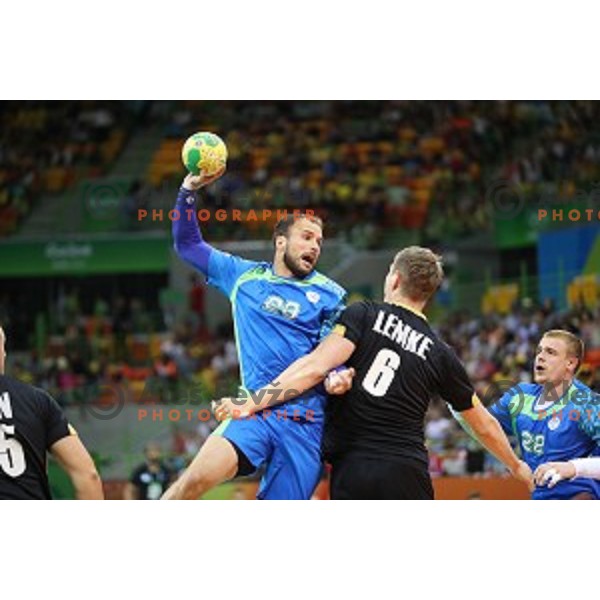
left=493, top=206, right=539, bottom=248
left=494, top=201, right=599, bottom=249
left=0, top=236, right=169, bottom=277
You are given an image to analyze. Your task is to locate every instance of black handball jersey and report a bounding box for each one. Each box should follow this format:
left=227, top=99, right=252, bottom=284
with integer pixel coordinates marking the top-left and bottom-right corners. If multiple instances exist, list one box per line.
left=0, top=375, right=71, bottom=499
left=324, top=300, right=475, bottom=466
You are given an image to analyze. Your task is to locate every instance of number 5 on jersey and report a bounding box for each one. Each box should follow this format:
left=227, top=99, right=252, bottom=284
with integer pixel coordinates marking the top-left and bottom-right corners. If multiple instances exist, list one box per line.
left=0, top=424, right=26, bottom=477
left=362, top=349, right=401, bottom=397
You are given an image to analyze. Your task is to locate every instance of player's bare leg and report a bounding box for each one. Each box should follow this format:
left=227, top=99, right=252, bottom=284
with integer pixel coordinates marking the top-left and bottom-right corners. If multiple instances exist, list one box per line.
left=161, top=436, right=239, bottom=500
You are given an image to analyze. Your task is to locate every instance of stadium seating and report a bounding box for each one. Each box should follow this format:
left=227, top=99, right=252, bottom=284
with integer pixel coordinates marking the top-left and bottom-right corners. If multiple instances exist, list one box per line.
left=0, top=102, right=139, bottom=236
left=5, top=101, right=599, bottom=243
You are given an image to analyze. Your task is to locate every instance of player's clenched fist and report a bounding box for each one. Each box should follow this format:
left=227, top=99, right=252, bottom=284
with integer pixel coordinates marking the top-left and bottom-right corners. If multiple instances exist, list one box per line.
left=324, top=367, right=356, bottom=395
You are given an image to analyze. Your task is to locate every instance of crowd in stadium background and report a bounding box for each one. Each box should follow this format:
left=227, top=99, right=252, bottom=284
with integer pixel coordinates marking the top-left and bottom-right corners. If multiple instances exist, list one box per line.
left=1, top=100, right=599, bottom=492
left=3, top=101, right=598, bottom=241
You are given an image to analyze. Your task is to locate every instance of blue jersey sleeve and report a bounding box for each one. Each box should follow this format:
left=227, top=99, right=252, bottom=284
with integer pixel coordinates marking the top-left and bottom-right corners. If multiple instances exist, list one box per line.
left=172, top=187, right=213, bottom=274
left=172, top=186, right=257, bottom=297
left=578, top=390, right=600, bottom=446
left=489, top=390, right=516, bottom=436
left=318, top=292, right=347, bottom=341
left=206, top=249, right=258, bottom=297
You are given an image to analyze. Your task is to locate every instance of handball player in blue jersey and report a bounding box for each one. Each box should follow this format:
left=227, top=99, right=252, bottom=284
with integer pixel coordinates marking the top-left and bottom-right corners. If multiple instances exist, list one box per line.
left=449, top=329, right=600, bottom=499
left=162, top=170, right=349, bottom=500
left=487, top=330, right=600, bottom=499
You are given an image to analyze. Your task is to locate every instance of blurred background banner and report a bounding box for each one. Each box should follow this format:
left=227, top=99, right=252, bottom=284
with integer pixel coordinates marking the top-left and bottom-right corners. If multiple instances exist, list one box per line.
left=0, top=236, right=169, bottom=276
left=1, top=100, right=599, bottom=498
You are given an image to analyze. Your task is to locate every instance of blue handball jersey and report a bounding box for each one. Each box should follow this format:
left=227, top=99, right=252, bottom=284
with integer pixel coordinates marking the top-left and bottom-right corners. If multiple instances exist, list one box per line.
left=490, top=380, right=600, bottom=499
left=206, top=247, right=346, bottom=422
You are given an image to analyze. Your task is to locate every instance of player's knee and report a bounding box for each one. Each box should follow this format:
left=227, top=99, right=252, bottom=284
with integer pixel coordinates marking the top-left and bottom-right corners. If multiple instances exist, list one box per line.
left=184, top=459, right=234, bottom=496
left=183, top=468, right=215, bottom=497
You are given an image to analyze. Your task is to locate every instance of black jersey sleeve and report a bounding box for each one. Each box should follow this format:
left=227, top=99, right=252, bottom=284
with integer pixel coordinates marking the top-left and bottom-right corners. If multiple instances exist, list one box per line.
left=41, top=390, right=72, bottom=448
left=437, top=344, right=476, bottom=412
left=334, top=301, right=370, bottom=345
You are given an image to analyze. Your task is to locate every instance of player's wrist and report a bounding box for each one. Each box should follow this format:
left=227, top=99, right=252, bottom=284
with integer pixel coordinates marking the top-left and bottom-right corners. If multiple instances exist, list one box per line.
left=508, top=458, right=524, bottom=476
left=568, top=459, right=583, bottom=479
left=180, top=183, right=197, bottom=194
left=250, top=391, right=271, bottom=414
left=178, top=186, right=198, bottom=206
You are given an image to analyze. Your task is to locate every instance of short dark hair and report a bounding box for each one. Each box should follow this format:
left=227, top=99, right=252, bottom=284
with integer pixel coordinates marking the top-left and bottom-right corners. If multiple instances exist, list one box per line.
left=272, top=213, right=323, bottom=246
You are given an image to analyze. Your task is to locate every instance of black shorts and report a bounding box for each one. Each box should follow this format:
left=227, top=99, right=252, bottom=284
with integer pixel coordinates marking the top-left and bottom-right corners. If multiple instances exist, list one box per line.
left=330, top=454, right=434, bottom=500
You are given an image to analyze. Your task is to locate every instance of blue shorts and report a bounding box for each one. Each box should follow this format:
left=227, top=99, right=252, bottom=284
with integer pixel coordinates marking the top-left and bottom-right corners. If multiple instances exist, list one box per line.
left=213, top=413, right=323, bottom=500
left=533, top=477, right=600, bottom=500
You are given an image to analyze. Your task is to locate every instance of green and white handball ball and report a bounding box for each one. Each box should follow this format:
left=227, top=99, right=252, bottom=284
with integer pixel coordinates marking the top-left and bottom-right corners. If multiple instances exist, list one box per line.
left=181, top=132, right=228, bottom=176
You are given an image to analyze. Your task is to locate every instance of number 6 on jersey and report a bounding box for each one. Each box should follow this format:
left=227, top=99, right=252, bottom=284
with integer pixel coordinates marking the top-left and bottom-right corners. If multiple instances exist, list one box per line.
left=362, top=349, right=401, bottom=397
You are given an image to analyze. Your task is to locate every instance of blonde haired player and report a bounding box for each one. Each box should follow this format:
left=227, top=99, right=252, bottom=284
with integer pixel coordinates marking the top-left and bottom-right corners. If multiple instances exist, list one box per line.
left=479, top=330, right=599, bottom=499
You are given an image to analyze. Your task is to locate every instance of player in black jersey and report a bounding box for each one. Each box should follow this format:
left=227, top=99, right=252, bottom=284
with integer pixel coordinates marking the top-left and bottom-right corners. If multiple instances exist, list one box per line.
left=0, top=326, right=103, bottom=500
left=214, top=247, right=533, bottom=499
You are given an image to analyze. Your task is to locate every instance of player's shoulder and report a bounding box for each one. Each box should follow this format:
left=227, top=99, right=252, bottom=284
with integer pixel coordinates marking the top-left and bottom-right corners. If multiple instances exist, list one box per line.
left=434, top=336, right=458, bottom=357
left=251, top=260, right=272, bottom=273
left=213, top=247, right=263, bottom=270
left=571, top=379, right=599, bottom=404
left=0, top=376, right=55, bottom=421
left=573, top=379, right=593, bottom=394
left=345, top=299, right=378, bottom=317
left=429, top=333, right=466, bottom=367
left=512, top=382, right=541, bottom=394
left=309, top=270, right=347, bottom=300
left=349, top=298, right=377, bottom=309
left=1, top=374, right=47, bottom=402
left=572, top=380, right=600, bottom=437
left=234, top=260, right=271, bottom=281
left=509, top=382, right=542, bottom=398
